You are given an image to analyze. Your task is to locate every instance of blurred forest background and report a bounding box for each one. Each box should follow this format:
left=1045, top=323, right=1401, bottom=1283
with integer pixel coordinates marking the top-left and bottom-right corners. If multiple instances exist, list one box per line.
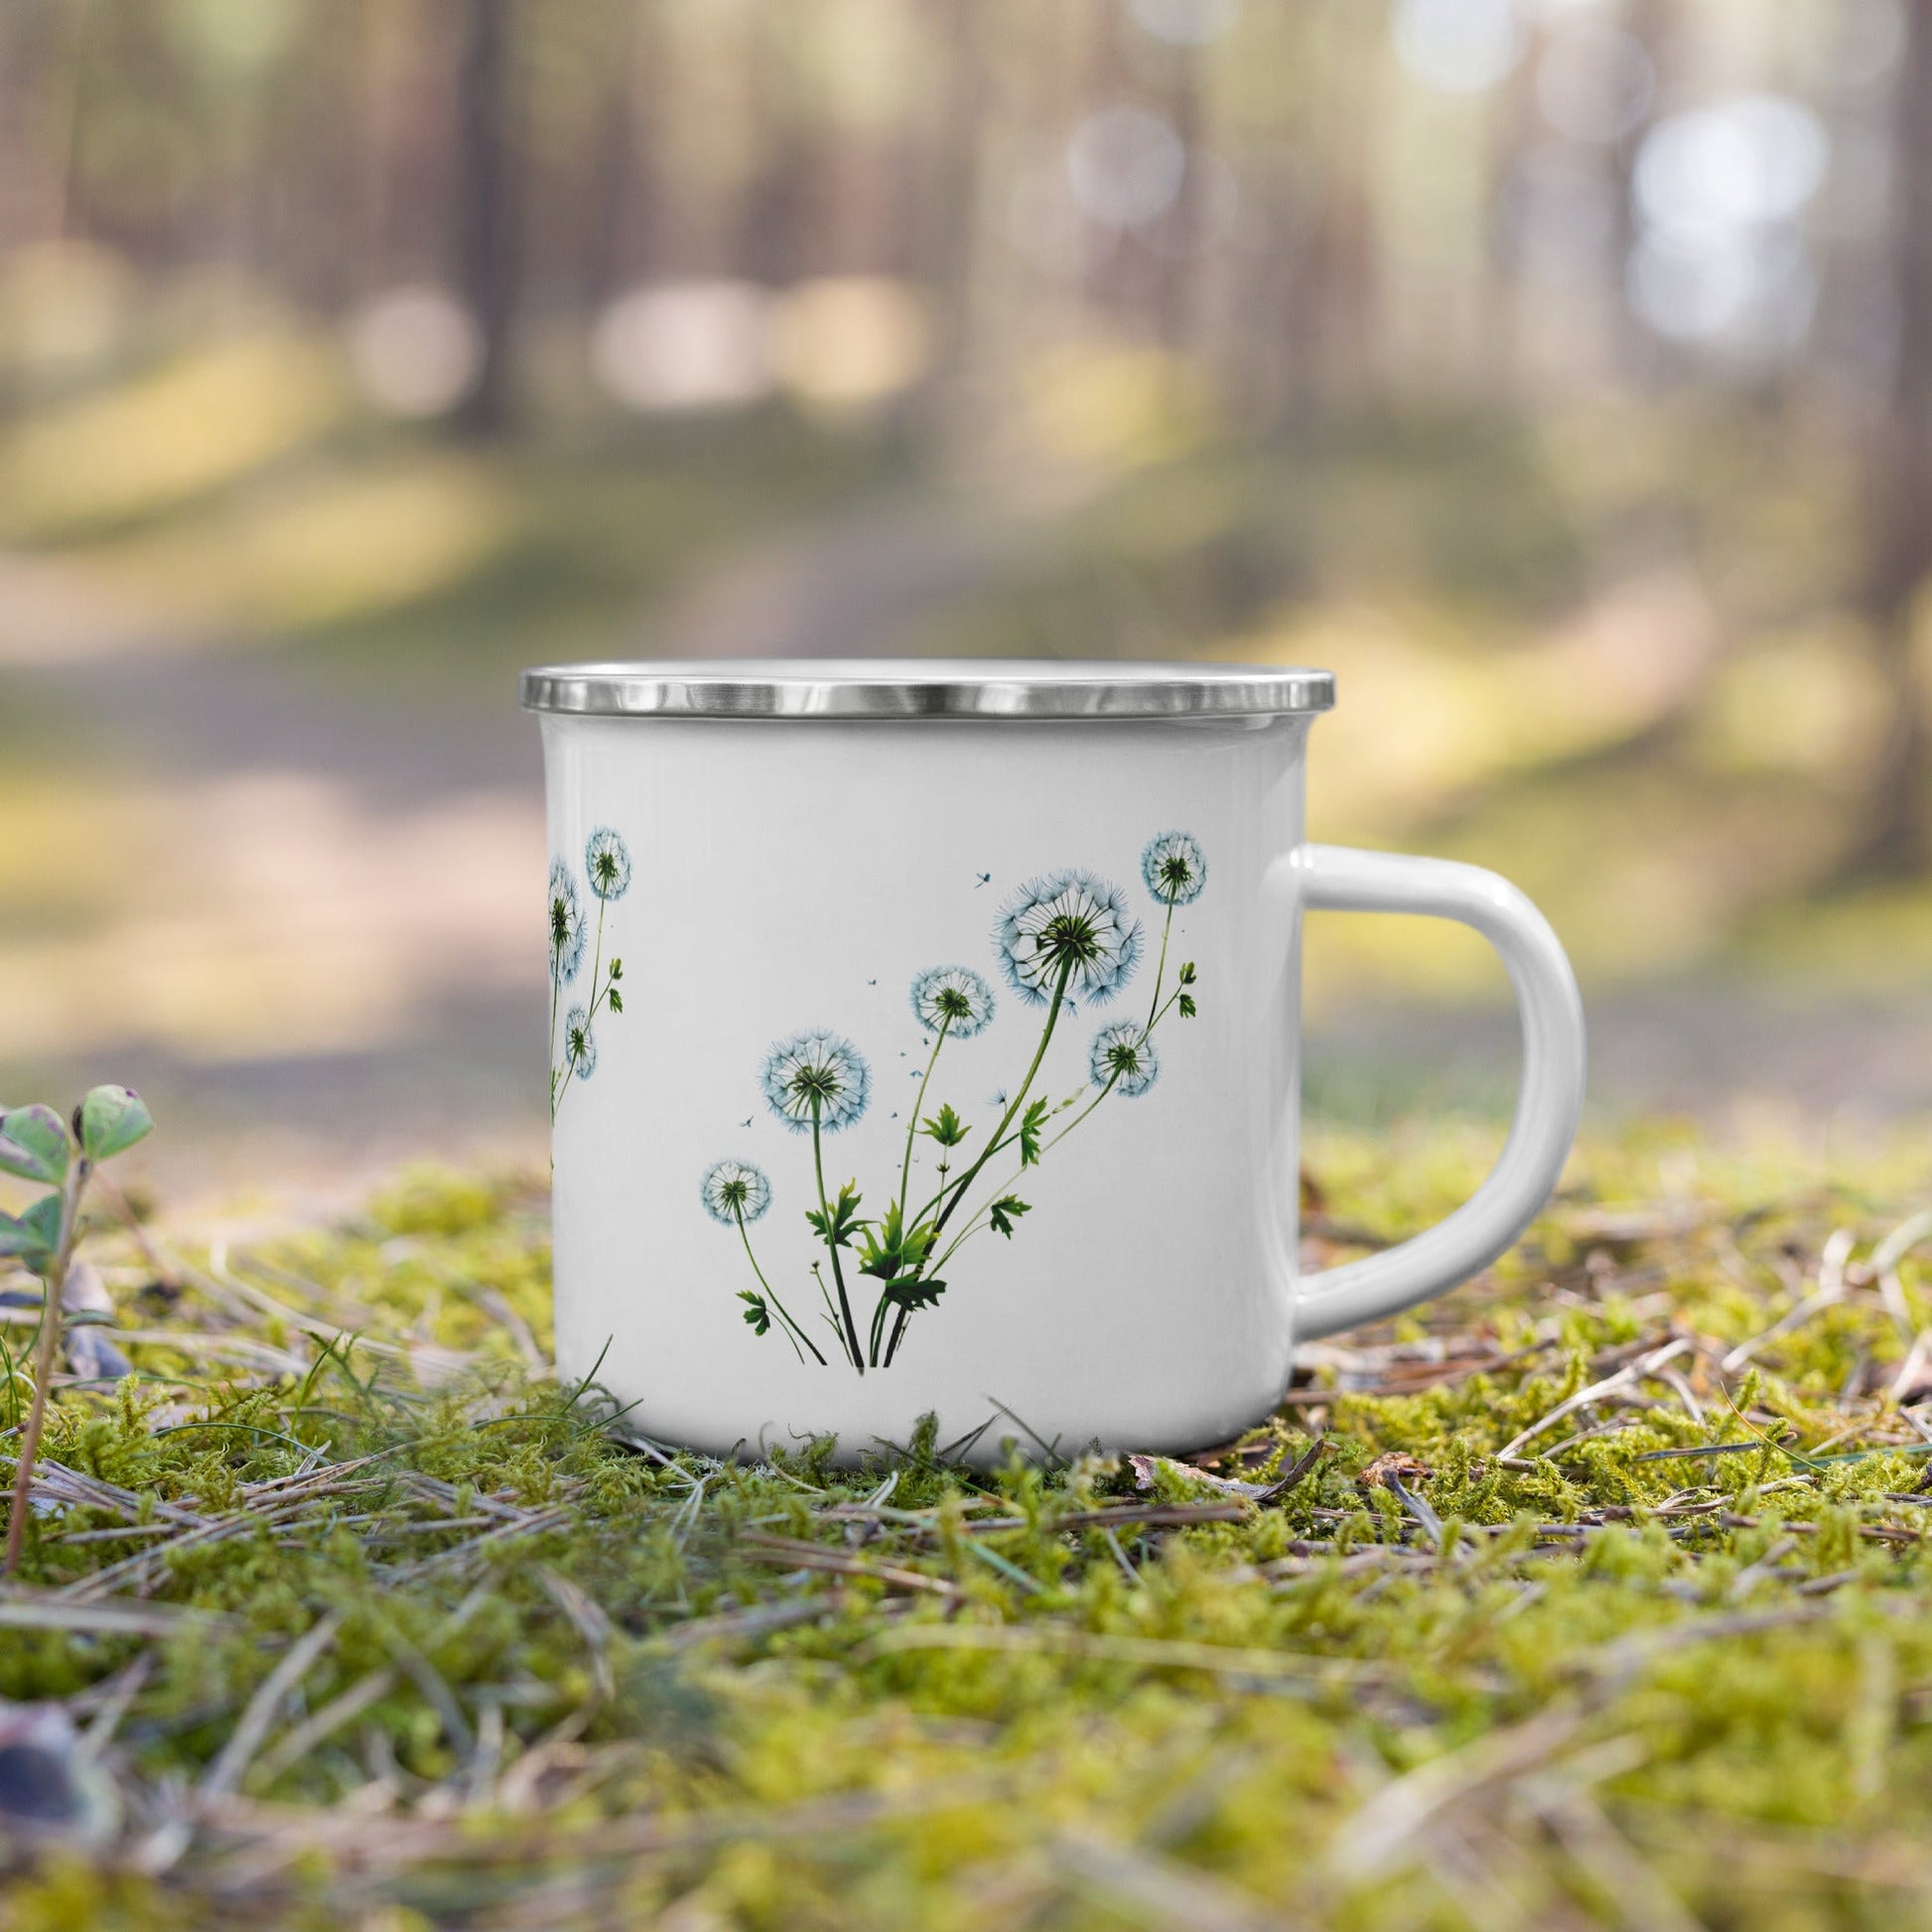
left=2, top=0, right=1931, bottom=1192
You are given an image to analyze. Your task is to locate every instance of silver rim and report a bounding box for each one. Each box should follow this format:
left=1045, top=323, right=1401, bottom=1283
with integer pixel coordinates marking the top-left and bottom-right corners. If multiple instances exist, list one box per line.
left=518, top=658, right=1335, bottom=720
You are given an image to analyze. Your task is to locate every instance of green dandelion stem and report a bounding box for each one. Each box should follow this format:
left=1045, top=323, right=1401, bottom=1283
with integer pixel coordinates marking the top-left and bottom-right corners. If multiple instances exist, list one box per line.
left=919, top=1063, right=1128, bottom=1298
left=1044, top=1063, right=1128, bottom=1156
left=812, top=1104, right=864, bottom=1372
left=1144, top=890, right=1177, bottom=1034
left=930, top=952, right=1075, bottom=1238
left=898, top=1013, right=953, bottom=1215
left=548, top=958, right=563, bottom=1119
left=739, top=1210, right=825, bottom=1366
left=810, top=1263, right=845, bottom=1354
left=553, top=897, right=609, bottom=1116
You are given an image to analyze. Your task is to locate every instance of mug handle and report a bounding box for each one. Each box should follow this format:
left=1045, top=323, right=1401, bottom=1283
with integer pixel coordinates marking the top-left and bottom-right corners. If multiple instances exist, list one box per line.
left=1282, top=843, right=1587, bottom=1342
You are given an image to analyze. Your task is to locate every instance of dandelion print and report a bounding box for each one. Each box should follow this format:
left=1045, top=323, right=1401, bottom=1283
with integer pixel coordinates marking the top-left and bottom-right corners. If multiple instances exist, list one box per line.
left=551, top=832, right=628, bottom=1121
left=563, top=1006, right=598, bottom=1080
left=585, top=827, right=632, bottom=901
left=1141, top=831, right=1206, bottom=907
left=993, top=870, right=1142, bottom=1010
left=706, top=833, right=1201, bottom=1374
left=909, top=965, right=995, bottom=1038
left=699, top=1155, right=823, bottom=1364
left=1136, top=832, right=1205, bottom=1037
left=701, top=1158, right=771, bottom=1225
left=1089, top=1022, right=1159, bottom=1097
left=760, top=1031, right=871, bottom=1133
left=549, top=862, right=587, bottom=984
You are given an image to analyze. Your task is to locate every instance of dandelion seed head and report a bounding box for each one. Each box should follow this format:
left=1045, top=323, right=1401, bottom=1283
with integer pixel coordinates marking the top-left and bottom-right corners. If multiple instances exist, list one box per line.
left=1089, top=1021, right=1159, bottom=1097
left=909, top=964, right=996, bottom=1039
left=759, top=1029, right=871, bottom=1133
left=994, top=869, right=1142, bottom=1009
left=564, top=1005, right=598, bottom=1079
left=584, top=826, right=632, bottom=901
left=1141, top=830, right=1207, bottom=906
left=549, top=861, right=587, bottom=983
left=701, top=1157, right=771, bottom=1225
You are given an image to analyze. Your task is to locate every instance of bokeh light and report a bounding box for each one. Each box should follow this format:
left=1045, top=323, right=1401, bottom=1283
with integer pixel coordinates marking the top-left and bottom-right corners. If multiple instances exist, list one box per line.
left=771, top=278, right=930, bottom=412
left=1392, top=0, right=1524, bottom=95
left=347, top=286, right=482, bottom=419
left=1127, top=0, right=1241, bottom=46
left=1628, top=94, right=1829, bottom=353
left=591, top=281, right=774, bottom=413
left=1634, top=96, right=1830, bottom=239
left=1066, top=105, right=1187, bottom=230
left=1536, top=21, right=1655, bottom=144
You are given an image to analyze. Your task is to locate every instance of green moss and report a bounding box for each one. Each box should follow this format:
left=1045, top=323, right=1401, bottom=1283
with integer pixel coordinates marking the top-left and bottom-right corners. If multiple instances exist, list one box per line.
left=3, top=1125, right=1932, bottom=1925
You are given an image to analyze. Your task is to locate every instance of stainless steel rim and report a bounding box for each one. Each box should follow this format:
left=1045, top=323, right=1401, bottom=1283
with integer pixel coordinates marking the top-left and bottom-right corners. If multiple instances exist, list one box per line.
left=518, top=658, right=1335, bottom=720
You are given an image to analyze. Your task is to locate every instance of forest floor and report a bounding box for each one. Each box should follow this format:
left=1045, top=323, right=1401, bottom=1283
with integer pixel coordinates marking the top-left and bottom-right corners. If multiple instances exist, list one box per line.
left=3, top=1122, right=1932, bottom=1929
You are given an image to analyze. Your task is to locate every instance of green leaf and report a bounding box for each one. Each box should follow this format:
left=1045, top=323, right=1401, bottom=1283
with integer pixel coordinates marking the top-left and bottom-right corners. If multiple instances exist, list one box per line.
left=608, top=988, right=624, bottom=1014
left=885, top=1276, right=945, bottom=1311
left=78, top=1086, right=154, bottom=1162
left=609, top=958, right=623, bottom=980
left=1018, top=1098, right=1050, bottom=1167
left=858, top=1200, right=936, bottom=1281
left=857, top=1200, right=902, bottom=1278
left=0, top=1192, right=63, bottom=1268
left=1177, top=961, right=1196, bottom=985
left=737, top=1290, right=772, bottom=1336
left=988, top=1196, right=1032, bottom=1239
left=1177, top=994, right=1196, bottom=1019
left=918, top=1103, right=970, bottom=1149
left=805, top=1181, right=865, bottom=1249
left=0, top=1105, right=69, bottom=1185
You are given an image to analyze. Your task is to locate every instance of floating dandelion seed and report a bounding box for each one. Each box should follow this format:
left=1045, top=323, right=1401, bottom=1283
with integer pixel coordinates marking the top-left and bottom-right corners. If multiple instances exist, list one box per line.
left=563, top=1005, right=598, bottom=1079
left=760, top=1030, right=871, bottom=1133
left=1090, top=1022, right=1159, bottom=1097
left=909, top=965, right=996, bottom=1038
left=549, top=862, right=587, bottom=983
left=584, top=826, right=632, bottom=900
left=994, top=870, right=1142, bottom=1008
left=1141, top=830, right=1207, bottom=906
left=701, top=1158, right=771, bottom=1225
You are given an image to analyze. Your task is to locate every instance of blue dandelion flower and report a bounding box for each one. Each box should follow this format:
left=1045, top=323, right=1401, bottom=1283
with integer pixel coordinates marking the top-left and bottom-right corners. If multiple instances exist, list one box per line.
left=549, top=861, right=587, bottom=983
left=760, top=1030, right=871, bottom=1133
left=1089, top=1022, right=1159, bottom=1098
left=993, top=870, right=1143, bottom=1009
left=1141, top=831, right=1207, bottom=906
left=701, top=1158, right=771, bottom=1225
left=584, top=826, right=632, bottom=901
left=563, top=1005, right=598, bottom=1079
left=908, top=965, right=996, bottom=1039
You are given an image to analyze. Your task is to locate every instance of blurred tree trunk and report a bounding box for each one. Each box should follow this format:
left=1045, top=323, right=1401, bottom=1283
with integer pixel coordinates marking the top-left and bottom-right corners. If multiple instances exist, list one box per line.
left=451, top=0, right=517, bottom=436
left=920, top=0, right=983, bottom=373
left=1853, top=0, right=1932, bottom=878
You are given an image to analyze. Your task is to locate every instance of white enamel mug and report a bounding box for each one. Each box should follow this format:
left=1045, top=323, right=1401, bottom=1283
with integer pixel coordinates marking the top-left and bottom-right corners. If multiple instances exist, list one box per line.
left=522, top=660, right=1586, bottom=1462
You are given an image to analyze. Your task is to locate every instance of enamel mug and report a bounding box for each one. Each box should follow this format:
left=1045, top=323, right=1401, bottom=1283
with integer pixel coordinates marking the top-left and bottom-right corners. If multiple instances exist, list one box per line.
left=522, top=660, right=1586, bottom=1462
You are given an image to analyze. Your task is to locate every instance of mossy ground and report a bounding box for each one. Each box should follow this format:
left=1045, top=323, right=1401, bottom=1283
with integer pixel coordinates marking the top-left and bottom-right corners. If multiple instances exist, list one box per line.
left=3, top=1121, right=1932, bottom=1929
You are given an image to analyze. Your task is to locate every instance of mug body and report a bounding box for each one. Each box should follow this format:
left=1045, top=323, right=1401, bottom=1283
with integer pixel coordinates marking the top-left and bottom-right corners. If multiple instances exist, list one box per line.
left=529, top=661, right=1332, bottom=1461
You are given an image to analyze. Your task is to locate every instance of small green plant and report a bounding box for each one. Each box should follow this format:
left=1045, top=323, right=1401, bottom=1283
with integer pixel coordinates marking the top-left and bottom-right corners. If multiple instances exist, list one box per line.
left=549, top=827, right=628, bottom=1120
left=704, top=831, right=1206, bottom=1372
left=0, top=1085, right=153, bottom=1574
